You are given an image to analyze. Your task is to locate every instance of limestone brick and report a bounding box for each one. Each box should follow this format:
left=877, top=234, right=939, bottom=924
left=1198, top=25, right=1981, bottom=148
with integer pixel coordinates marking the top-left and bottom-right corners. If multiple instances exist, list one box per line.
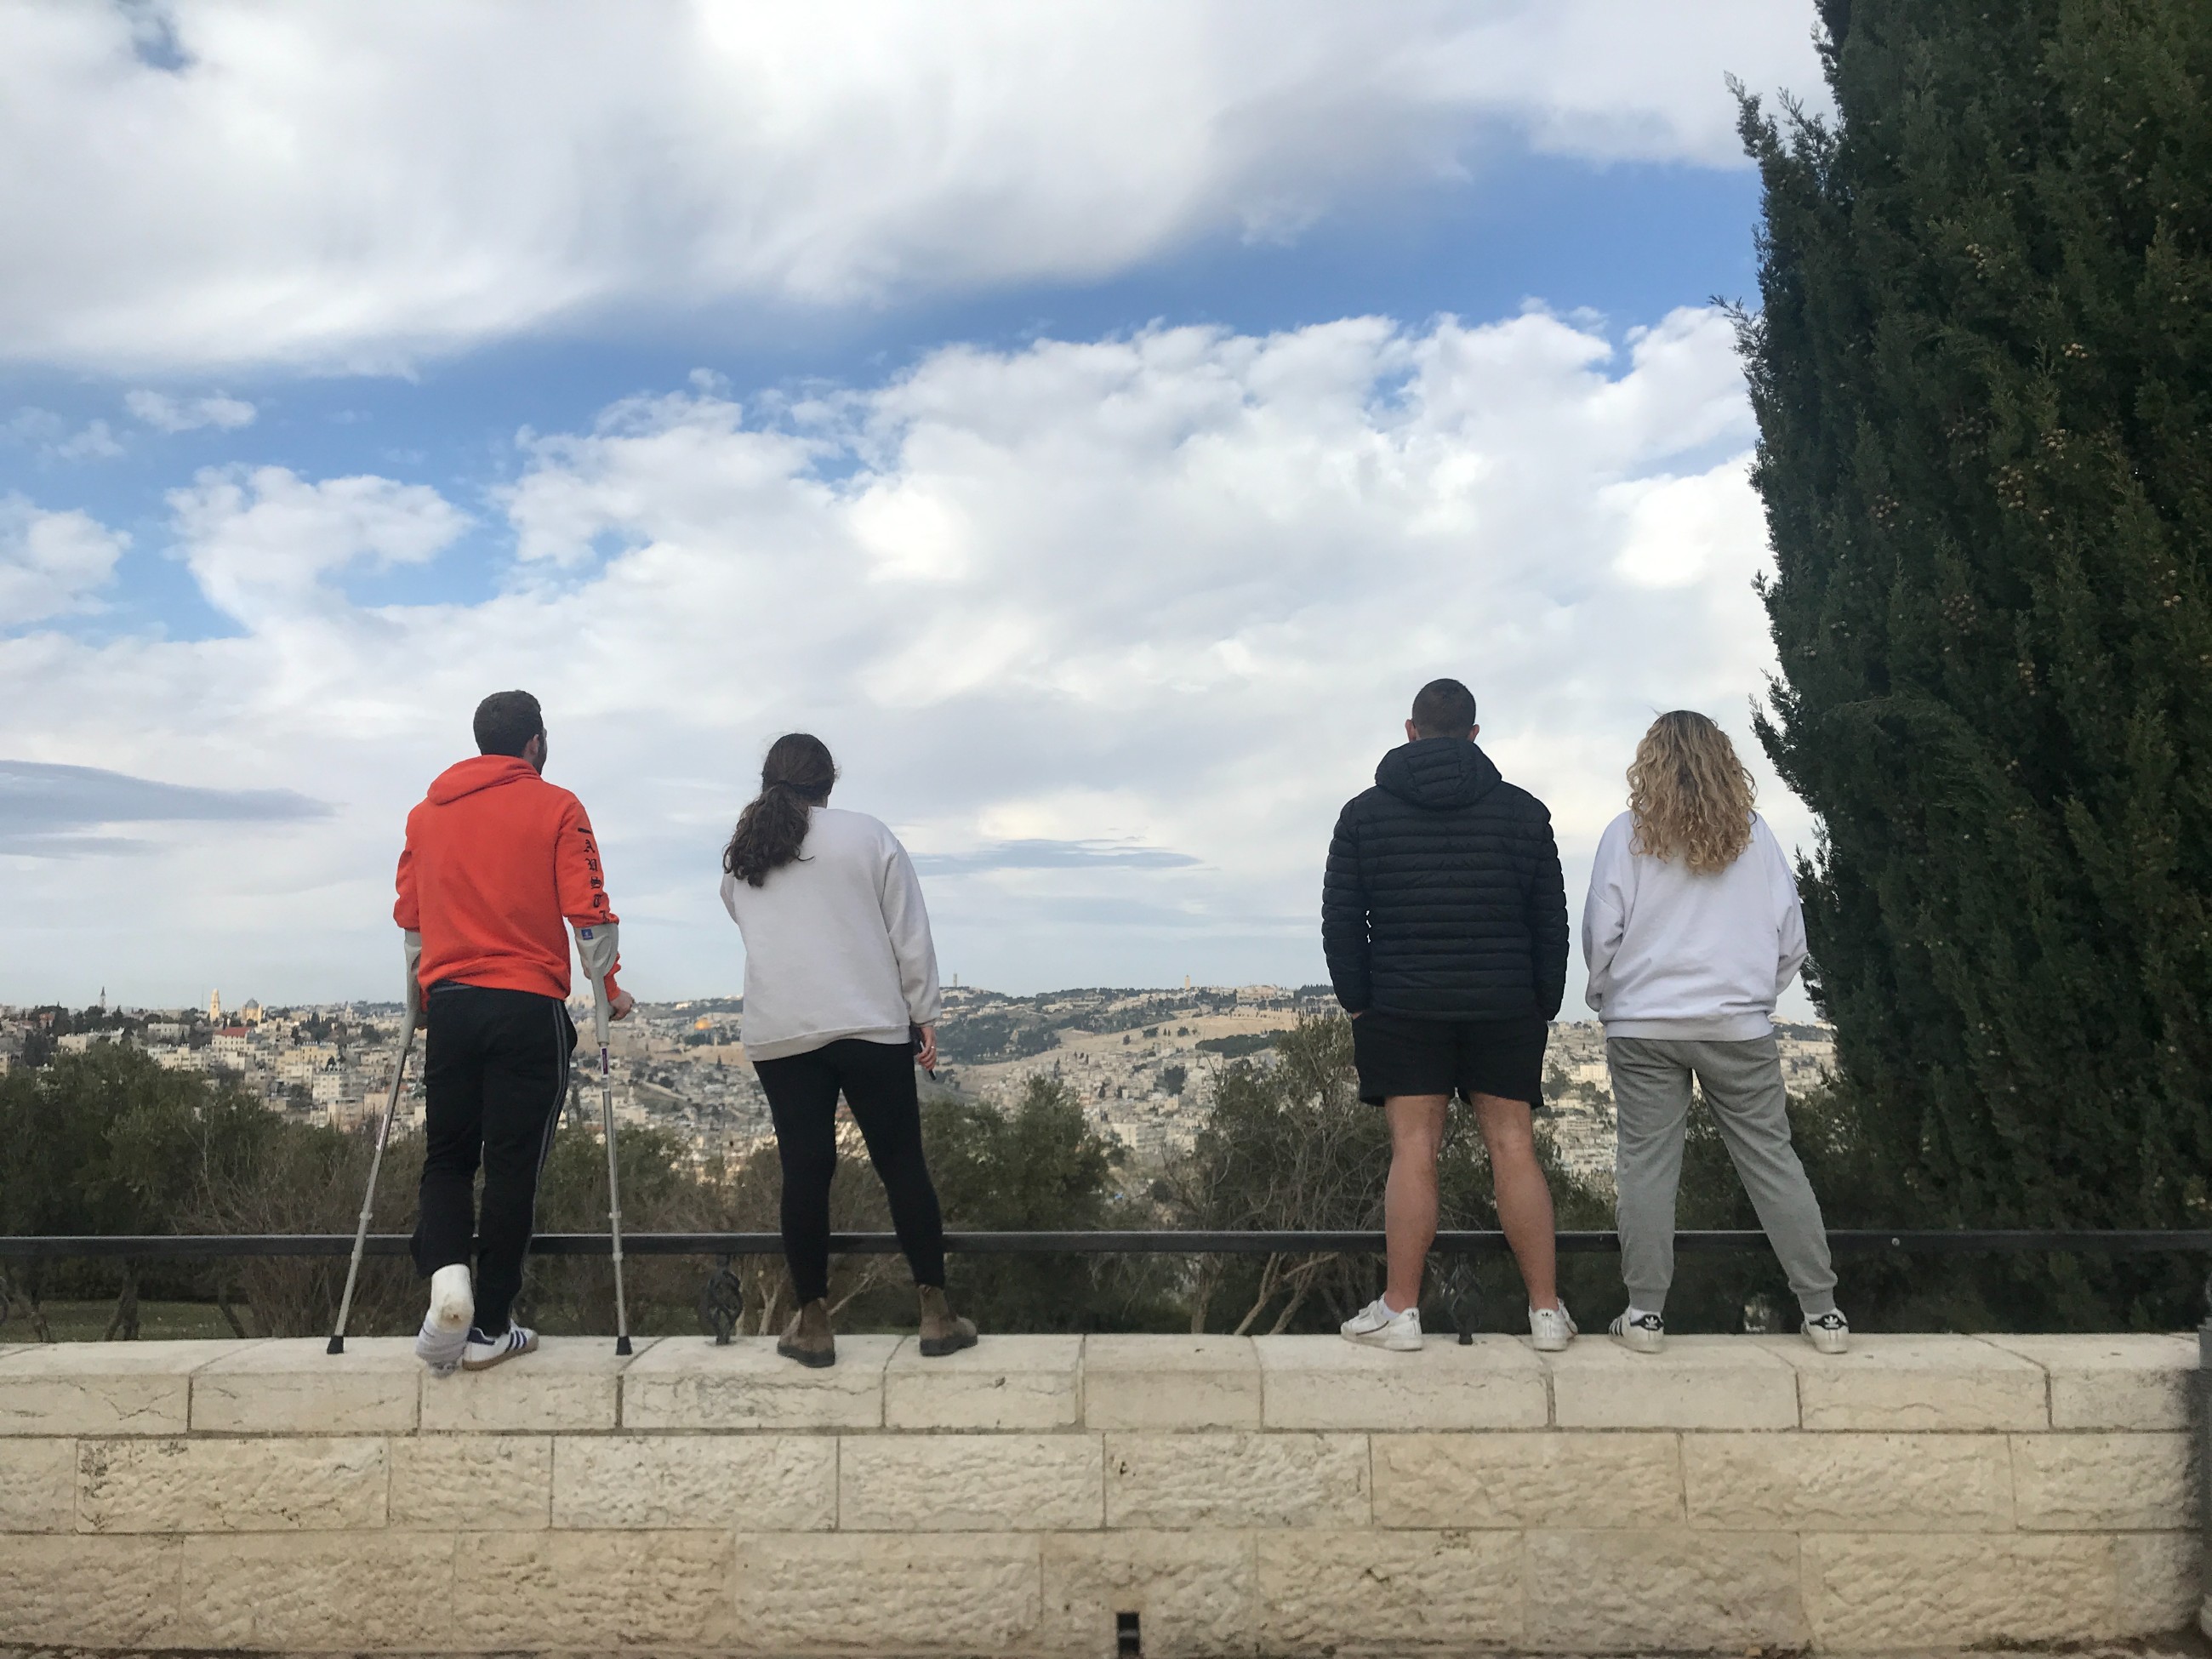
left=2112, top=1530, right=2202, bottom=1637
left=1546, top=1334, right=1798, bottom=1429
left=622, top=1332, right=895, bottom=1430
left=728, top=1531, right=1041, bottom=1654
left=0, top=1534, right=182, bottom=1646
left=1081, top=1334, right=1259, bottom=1430
left=842, top=1433, right=1103, bottom=1531
left=1105, top=1431, right=1367, bottom=1529
left=180, top=1532, right=456, bottom=1650
left=1371, top=1431, right=1681, bottom=1529
left=0, top=1337, right=245, bottom=1436
left=1040, top=1531, right=1253, bottom=1659
left=1255, top=1333, right=1548, bottom=1430
left=1984, top=1332, right=2198, bottom=1429
left=1684, top=1431, right=2012, bottom=1531
left=1524, top=1528, right=1806, bottom=1650
left=391, top=1434, right=550, bottom=1529
left=419, top=1333, right=648, bottom=1432
left=0, top=1435, right=76, bottom=1531
left=454, top=1528, right=735, bottom=1650
left=1803, top=1531, right=2121, bottom=1647
left=2011, top=1429, right=2196, bottom=1531
left=884, top=1333, right=1082, bottom=1430
left=191, top=1336, right=418, bottom=1434
left=1757, top=1332, right=2047, bottom=1430
left=78, top=1434, right=386, bottom=1532
left=554, top=1432, right=835, bottom=1530
left=1256, top=1530, right=1523, bottom=1656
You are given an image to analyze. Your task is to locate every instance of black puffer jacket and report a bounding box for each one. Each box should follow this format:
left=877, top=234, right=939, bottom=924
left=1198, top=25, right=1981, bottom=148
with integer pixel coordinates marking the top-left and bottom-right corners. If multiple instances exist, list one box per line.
left=1322, top=738, right=1568, bottom=1020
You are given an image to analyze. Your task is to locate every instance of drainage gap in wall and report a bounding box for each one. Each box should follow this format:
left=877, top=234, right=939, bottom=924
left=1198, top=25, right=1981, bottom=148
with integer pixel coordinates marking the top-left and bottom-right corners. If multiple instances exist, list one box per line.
left=1116, top=1611, right=1142, bottom=1657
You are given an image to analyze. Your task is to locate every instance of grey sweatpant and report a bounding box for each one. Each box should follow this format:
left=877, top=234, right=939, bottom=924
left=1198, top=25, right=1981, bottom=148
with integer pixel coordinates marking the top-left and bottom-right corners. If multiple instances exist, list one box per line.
left=1607, top=1034, right=1838, bottom=1317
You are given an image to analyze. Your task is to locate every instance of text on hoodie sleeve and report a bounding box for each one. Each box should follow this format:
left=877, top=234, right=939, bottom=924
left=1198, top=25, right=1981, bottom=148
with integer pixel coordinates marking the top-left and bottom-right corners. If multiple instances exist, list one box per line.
left=556, top=795, right=623, bottom=999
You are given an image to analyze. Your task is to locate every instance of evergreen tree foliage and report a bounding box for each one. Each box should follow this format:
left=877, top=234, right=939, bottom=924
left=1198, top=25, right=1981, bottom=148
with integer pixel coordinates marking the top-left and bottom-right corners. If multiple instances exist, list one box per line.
left=1738, top=0, right=2212, bottom=1319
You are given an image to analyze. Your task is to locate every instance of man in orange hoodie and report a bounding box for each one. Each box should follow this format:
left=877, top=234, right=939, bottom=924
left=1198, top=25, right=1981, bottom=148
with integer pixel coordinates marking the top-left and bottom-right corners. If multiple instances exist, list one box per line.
left=396, top=690, right=634, bottom=1373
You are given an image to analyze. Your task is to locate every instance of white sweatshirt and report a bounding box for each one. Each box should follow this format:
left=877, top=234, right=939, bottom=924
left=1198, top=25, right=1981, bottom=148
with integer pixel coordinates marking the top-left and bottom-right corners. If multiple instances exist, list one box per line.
left=1581, top=810, right=1808, bottom=1040
left=718, top=807, right=943, bottom=1062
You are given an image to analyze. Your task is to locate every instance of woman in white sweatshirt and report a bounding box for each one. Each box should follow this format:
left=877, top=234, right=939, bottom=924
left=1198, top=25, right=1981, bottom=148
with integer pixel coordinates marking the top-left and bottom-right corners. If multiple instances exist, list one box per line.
left=1582, top=711, right=1848, bottom=1354
left=719, top=733, right=976, bottom=1367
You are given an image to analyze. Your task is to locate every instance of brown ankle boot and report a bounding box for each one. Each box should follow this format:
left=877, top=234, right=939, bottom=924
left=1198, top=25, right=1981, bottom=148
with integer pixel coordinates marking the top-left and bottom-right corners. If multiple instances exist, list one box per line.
left=917, top=1284, right=978, bottom=1357
left=777, top=1299, right=835, bottom=1367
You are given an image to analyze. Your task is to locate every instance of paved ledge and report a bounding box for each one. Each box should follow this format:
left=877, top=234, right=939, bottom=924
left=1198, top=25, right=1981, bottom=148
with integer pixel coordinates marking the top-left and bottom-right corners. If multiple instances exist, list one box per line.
left=0, top=1332, right=2199, bottom=1654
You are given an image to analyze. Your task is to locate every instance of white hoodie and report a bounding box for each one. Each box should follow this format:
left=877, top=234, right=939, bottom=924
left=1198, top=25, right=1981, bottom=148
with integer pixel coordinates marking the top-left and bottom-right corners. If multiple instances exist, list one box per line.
left=718, top=807, right=942, bottom=1062
left=1581, top=810, right=1807, bottom=1040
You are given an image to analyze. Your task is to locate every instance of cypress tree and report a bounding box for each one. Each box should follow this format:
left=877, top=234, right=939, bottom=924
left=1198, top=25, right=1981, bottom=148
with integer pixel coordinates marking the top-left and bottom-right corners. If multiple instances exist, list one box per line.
left=1738, top=0, right=2212, bottom=1322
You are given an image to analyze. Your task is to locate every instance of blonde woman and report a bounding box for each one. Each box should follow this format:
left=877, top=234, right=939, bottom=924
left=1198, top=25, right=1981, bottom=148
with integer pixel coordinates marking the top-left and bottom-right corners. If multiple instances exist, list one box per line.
left=1582, top=711, right=1848, bottom=1354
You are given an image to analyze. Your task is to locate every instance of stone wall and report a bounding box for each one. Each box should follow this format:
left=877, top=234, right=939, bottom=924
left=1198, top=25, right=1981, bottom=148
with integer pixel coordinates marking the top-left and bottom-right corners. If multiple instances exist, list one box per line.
left=0, top=1331, right=2199, bottom=1655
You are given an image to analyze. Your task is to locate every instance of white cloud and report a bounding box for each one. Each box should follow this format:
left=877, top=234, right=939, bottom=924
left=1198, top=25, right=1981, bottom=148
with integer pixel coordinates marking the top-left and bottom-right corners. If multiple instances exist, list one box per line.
left=0, top=2, right=1827, bottom=371
left=0, top=302, right=1799, bottom=1011
left=125, top=389, right=256, bottom=431
left=0, top=493, right=128, bottom=624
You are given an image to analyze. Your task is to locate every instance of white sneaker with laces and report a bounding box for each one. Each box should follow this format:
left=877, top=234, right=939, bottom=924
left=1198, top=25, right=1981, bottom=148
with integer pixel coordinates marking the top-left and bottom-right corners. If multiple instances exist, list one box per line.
left=462, top=1322, right=539, bottom=1372
left=1802, top=1310, right=1851, bottom=1354
left=1340, top=1296, right=1422, bottom=1351
left=1608, top=1308, right=1666, bottom=1353
left=1528, top=1302, right=1576, bottom=1352
left=413, top=1263, right=474, bottom=1373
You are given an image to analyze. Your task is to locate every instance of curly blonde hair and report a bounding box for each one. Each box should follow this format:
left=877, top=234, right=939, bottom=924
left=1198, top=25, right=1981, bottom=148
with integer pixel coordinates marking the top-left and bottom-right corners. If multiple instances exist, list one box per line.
left=1628, top=710, right=1756, bottom=873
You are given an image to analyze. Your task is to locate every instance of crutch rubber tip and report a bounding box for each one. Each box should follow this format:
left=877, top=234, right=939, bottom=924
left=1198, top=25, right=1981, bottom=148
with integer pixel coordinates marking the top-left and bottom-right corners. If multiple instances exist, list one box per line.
left=327, top=1335, right=345, bottom=1355
left=615, top=1336, right=634, bottom=1355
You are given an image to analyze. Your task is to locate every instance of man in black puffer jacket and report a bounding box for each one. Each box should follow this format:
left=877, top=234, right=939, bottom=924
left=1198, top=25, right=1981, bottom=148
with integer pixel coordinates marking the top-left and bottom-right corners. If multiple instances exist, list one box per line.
left=1323, top=677, right=1575, bottom=1353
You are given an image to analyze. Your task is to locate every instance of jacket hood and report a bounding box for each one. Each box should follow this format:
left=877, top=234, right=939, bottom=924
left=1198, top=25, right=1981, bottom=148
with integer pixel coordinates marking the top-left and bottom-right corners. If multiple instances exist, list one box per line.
left=1376, top=738, right=1503, bottom=811
left=426, top=755, right=539, bottom=805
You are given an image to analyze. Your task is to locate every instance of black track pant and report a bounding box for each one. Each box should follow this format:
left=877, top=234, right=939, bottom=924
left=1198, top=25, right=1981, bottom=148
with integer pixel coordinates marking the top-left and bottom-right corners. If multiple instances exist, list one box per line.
left=753, top=1037, right=946, bottom=1304
left=412, top=983, right=574, bottom=1334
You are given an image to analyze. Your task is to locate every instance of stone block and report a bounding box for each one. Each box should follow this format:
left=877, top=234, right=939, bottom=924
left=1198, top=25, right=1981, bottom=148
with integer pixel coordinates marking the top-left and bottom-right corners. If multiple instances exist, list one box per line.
left=2011, top=1430, right=2196, bottom=1531
left=1684, top=1431, right=2012, bottom=1531
left=885, top=1333, right=1082, bottom=1429
left=1984, top=1332, right=2199, bottom=1429
left=2113, top=1531, right=2201, bottom=1637
left=555, top=1433, right=835, bottom=1530
left=0, top=1337, right=246, bottom=1436
left=0, top=1534, right=182, bottom=1646
left=191, top=1336, right=419, bottom=1433
left=1082, top=1334, right=1259, bottom=1430
left=1803, top=1532, right=2122, bottom=1647
left=1372, top=1431, right=1681, bottom=1529
left=729, top=1531, right=1041, bottom=1654
left=1525, top=1528, right=1806, bottom=1650
left=1255, top=1333, right=1547, bottom=1430
left=1040, top=1531, right=1253, bottom=1659
left=1547, top=1334, right=1798, bottom=1429
left=180, top=1532, right=456, bottom=1650
left=1757, top=1332, right=2047, bottom=1430
left=0, top=1435, right=76, bottom=1531
left=1105, top=1431, right=1367, bottom=1529
left=1257, top=1530, right=1523, bottom=1656
left=391, top=1434, right=551, bottom=1529
left=419, top=1333, right=647, bottom=1433
left=454, top=1529, right=735, bottom=1650
left=842, top=1433, right=1103, bottom=1531
left=622, top=1332, right=895, bottom=1429
left=78, top=1434, right=386, bottom=1532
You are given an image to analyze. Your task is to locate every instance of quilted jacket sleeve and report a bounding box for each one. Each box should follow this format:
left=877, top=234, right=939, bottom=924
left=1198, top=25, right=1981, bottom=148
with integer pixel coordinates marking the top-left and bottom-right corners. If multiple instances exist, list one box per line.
left=1320, top=800, right=1372, bottom=1013
left=1525, top=806, right=1570, bottom=1020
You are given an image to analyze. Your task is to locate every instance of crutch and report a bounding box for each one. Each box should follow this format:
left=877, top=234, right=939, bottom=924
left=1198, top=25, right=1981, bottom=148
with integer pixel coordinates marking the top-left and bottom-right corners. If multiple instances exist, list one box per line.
left=328, top=932, right=423, bottom=1354
left=575, top=922, right=633, bottom=1354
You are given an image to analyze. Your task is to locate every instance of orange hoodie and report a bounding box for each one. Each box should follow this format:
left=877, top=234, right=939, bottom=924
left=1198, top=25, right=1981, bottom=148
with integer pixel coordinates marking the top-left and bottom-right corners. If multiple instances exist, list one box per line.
left=393, top=755, right=622, bottom=1003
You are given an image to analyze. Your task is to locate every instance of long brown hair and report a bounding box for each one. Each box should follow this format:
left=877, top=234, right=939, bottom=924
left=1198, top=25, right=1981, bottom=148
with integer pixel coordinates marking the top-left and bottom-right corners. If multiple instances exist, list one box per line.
left=1627, top=710, right=1756, bottom=874
left=723, top=733, right=837, bottom=887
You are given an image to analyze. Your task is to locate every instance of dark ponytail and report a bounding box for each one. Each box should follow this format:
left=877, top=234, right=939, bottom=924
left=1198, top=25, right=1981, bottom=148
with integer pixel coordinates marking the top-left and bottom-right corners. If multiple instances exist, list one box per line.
left=723, top=733, right=837, bottom=887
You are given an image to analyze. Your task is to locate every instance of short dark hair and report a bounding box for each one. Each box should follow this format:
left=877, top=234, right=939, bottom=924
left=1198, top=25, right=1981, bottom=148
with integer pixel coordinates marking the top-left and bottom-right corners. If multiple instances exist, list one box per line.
left=473, top=690, right=544, bottom=757
left=1411, top=678, right=1479, bottom=738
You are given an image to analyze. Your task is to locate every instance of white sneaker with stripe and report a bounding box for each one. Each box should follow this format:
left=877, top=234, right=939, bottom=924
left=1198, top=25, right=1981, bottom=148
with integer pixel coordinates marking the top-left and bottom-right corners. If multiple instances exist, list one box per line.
left=462, top=1323, right=539, bottom=1372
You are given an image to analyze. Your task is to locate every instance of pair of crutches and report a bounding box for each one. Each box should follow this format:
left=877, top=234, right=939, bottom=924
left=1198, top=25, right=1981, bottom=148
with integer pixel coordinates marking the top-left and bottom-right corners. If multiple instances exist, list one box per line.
left=328, top=926, right=631, bottom=1355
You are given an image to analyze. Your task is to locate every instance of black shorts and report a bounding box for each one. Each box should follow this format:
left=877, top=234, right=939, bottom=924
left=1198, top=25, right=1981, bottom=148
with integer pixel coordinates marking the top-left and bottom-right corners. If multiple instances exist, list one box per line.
left=1351, top=1011, right=1548, bottom=1109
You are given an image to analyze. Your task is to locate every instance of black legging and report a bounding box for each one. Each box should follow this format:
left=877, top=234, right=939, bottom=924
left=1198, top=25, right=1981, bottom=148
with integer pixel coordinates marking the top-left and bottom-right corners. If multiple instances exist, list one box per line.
left=752, top=1037, right=946, bottom=1303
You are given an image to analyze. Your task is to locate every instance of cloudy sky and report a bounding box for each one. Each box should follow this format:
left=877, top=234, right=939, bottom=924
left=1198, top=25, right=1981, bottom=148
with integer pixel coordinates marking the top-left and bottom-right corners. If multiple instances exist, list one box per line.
left=1, top=0, right=1830, bottom=1012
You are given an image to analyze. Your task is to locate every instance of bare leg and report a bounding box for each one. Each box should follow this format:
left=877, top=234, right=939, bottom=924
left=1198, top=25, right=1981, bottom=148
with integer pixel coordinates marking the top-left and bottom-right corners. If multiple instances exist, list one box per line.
left=1382, top=1094, right=1449, bottom=1311
left=1474, top=1093, right=1559, bottom=1309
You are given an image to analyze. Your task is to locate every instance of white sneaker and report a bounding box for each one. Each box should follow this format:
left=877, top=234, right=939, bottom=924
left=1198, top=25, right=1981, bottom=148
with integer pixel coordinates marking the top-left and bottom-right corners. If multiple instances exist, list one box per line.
left=1608, top=1308, right=1666, bottom=1353
left=462, top=1323, right=538, bottom=1372
left=1802, top=1311, right=1850, bottom=1354
left=1340, top=1297, right=1422, bottom=1351
left=1528, top=1302, right=1576, bottom=1352
left=413, top=1264, right=474, bottom=1373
